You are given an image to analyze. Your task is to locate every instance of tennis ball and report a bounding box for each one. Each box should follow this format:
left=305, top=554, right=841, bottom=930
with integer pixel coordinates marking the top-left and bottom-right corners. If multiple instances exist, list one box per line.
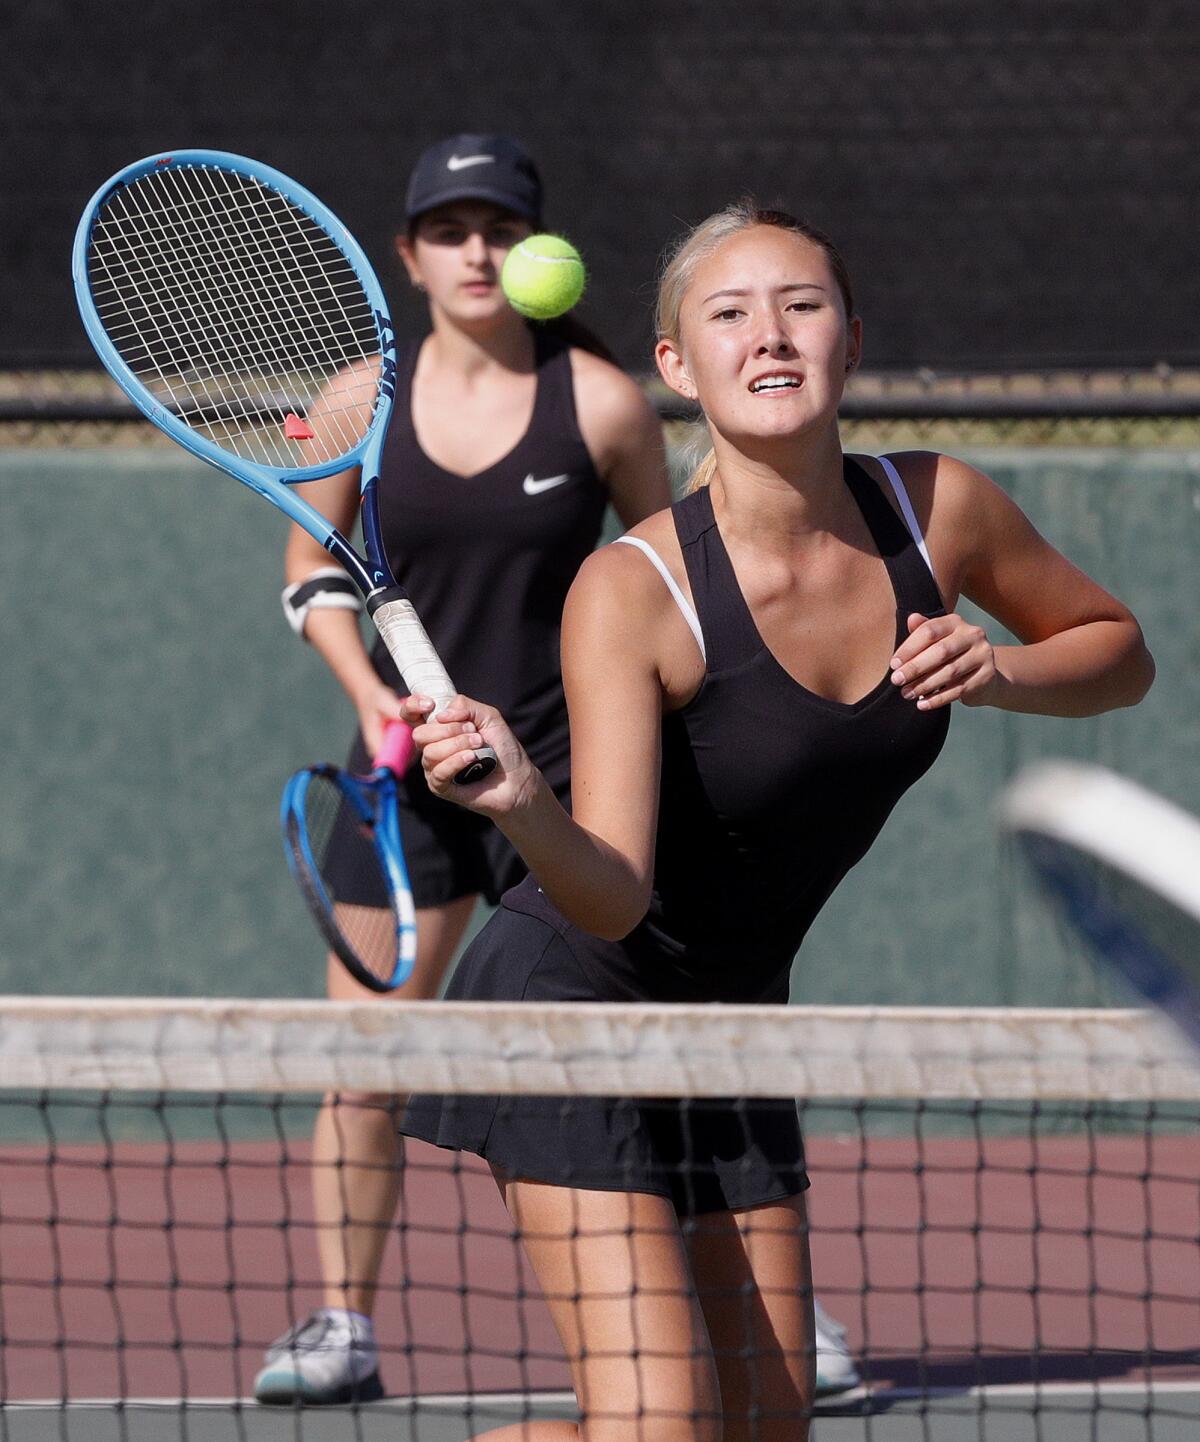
left=501, top=234, right=586, bottom=321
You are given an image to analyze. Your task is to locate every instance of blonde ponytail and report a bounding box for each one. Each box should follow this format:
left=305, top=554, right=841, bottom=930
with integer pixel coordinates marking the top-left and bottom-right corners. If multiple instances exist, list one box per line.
left=685, top=447, right=719, bottom=494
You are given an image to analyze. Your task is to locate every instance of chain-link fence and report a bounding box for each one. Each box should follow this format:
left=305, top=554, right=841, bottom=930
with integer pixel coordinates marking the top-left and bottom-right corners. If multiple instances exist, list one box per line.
left=5, top=366, right=1200, bottom=455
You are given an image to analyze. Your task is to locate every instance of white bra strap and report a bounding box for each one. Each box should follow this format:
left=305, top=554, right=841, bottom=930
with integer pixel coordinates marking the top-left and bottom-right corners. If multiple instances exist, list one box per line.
left=876, top=455, right=936, bottom=580
left=612, top=535, right=706, bottom=663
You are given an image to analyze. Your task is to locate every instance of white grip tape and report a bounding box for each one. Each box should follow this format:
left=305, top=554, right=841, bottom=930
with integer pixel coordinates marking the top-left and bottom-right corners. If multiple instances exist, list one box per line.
left=371, top=596, right=457, bottom=711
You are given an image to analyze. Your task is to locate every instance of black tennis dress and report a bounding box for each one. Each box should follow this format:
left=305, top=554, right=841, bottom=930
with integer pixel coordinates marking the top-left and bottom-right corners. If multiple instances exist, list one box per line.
left=342, top=329, right=606, bottom=906
left=402, top=458, right=951, bottom=1213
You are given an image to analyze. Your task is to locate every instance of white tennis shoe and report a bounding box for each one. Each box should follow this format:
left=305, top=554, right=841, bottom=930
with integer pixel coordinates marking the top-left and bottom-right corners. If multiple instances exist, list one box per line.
left=253, top=1307, right=383, bottom=1406
left=252, top=1299, right=854, bottom=1405
left=814, top=1298, right=862, bottom=1396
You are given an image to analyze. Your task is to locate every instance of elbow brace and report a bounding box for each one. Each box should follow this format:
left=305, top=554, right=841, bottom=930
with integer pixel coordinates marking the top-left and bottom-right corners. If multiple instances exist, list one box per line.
left=281, top=567, right=363, bottom=638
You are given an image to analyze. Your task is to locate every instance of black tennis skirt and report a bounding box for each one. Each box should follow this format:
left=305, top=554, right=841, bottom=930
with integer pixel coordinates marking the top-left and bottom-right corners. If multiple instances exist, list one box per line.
left=401, top=890, right=809, bottom=1217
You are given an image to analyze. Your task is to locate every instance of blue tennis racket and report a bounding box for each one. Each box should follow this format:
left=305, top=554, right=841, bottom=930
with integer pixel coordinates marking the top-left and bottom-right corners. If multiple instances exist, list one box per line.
left=1001, top=762, right=1200, bottom=1054
left=282, top=721, right=418, bottom=992
left=72, top=150, right=496, bottom=783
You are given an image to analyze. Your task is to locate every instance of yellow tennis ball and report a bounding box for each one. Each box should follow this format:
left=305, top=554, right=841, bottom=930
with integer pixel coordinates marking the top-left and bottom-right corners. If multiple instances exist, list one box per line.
left=501, top=234, right=586, bottom=320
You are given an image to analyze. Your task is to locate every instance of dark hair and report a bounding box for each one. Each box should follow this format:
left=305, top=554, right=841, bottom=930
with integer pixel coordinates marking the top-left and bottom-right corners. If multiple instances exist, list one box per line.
left=541, top=314, right=619, bottom=366
left=405, top=207, right=619, bottom=366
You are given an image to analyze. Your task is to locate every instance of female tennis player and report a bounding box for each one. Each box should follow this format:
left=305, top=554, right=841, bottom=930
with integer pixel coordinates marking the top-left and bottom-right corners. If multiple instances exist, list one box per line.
left=254, top=135, right=672, bottom=1407
left=398, top=204, right=1155, bottom=1442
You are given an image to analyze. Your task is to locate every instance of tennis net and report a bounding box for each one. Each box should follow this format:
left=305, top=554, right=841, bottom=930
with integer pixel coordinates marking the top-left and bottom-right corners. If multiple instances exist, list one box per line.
left=1, top=997, right=1198, bottom=1441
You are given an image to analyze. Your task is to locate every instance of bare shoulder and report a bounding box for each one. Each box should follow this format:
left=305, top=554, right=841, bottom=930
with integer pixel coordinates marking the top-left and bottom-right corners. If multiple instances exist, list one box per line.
left=850, top=450, right=1017, bottom=603
left=569, top=348, right=659, bottom=432
left=566, top=508, right=688, bottom=640
left=618, top=506, right=692, bottom=586
left=854, top=448, right=998, bottom=513
left=570, top=508, right=682, bottom=611
left=562, top=543, right=659, bottom=671
left=862, top=448, right=1023, bottom=536
left=566, top=506, right=704, bottom=702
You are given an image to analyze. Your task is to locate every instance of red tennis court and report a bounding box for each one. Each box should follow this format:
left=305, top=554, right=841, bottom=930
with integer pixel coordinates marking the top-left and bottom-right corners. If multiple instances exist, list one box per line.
left=3, top=1130, right=1196, bottom=1406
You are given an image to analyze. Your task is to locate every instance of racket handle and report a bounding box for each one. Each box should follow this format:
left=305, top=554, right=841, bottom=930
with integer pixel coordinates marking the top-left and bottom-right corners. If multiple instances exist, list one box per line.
left=372, top=719, right=414, bottom=775
left=367, top=588, right=498, bottom=784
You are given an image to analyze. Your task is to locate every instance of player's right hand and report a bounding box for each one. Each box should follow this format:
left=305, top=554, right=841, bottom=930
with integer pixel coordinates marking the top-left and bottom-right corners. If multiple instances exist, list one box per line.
left=354, top=681, right=409, bottom=759
left=401, top=693, right=535, bottom=816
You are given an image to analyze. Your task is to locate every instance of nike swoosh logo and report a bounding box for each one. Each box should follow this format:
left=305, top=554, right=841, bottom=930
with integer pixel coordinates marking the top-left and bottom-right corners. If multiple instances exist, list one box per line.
left=523, top=472, right=572, bottom=496
left=447, top=154, right=496, bottom=171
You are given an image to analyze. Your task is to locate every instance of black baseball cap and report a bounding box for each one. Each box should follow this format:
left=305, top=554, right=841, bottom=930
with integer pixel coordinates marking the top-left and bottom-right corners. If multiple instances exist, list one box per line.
left=404, top=134, right=543, bottom=226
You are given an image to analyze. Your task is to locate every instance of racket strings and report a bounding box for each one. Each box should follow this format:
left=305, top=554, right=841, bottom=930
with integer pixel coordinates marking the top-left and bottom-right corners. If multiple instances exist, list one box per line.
left=88, top=164, right=381, bottom=467
left=96, top=168, right=373, bottom=465
left=292, top=772, right=401, bottom=988
left=98, top=167, right=373, bottom=459
left=94, top=181, right=325, bottom=435
left=126, top=174, right=306, bottom=393
left=95, top=189, right=299, bottom=461
left=156, top=167, right=358, bottom=460
left=166, top=166, right=370, bottom=421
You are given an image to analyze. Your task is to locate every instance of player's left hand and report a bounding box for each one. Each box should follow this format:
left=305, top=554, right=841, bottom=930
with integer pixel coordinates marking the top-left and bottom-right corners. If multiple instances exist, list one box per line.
left=890, top=612, right=1001, bottom=711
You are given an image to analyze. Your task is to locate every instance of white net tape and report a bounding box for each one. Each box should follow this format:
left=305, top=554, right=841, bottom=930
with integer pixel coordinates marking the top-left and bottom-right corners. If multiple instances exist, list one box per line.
left=2, top=997, right=1197, bottom=1101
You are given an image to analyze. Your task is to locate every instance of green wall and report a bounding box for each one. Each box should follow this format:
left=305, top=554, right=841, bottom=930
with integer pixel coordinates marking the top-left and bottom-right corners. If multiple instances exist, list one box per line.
left=3, top=447, right=1196, bottom=1004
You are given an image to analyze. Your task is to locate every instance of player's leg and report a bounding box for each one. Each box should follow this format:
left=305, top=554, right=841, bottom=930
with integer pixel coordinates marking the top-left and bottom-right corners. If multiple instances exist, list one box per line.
left=471, top=1175, right=722, bottom=1442
left=314, top=894, right=477, bottom=1308
left=685, top=1194, right=816, bottom=1442
left=254, top=894, right=476, bottom=1405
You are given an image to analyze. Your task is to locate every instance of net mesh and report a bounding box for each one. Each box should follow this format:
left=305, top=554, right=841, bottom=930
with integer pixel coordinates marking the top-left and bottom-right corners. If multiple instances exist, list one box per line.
left=83, top=164, right=383, bottom=468
left=1, top=998, right=1198, bottom=1439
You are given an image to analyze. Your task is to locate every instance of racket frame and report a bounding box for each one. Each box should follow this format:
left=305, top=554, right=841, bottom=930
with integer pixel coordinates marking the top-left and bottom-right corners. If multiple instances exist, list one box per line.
left=72, top=150, right=393, bottom=588
left=72, top=149, right=497, bottom=778
left=281, top=760, right=417, bottom=992
left=1001, top=761, right=1200, bottom=1047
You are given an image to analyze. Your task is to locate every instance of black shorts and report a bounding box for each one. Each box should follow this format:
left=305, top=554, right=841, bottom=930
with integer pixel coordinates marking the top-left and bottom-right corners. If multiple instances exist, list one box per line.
left=327, top=730, right=571, bottom=910
left=401, top=898, right=809, bottom=1217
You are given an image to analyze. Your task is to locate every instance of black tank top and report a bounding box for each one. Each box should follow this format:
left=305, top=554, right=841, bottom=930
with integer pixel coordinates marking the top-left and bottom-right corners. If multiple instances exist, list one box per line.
left=370, top=330, right=607, bottom=764
left=507, top=457, right=951, bottom=1003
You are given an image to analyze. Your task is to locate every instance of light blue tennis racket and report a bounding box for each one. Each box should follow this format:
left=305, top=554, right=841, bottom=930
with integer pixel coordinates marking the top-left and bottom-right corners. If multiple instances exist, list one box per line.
left=72, top=149, right=496, bottom=782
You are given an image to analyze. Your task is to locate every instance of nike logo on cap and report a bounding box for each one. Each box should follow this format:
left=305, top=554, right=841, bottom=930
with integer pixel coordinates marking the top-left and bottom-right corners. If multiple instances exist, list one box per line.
left=523, top=472, right=571, bottom=495
left=447, top=154, right=495, bottom=171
